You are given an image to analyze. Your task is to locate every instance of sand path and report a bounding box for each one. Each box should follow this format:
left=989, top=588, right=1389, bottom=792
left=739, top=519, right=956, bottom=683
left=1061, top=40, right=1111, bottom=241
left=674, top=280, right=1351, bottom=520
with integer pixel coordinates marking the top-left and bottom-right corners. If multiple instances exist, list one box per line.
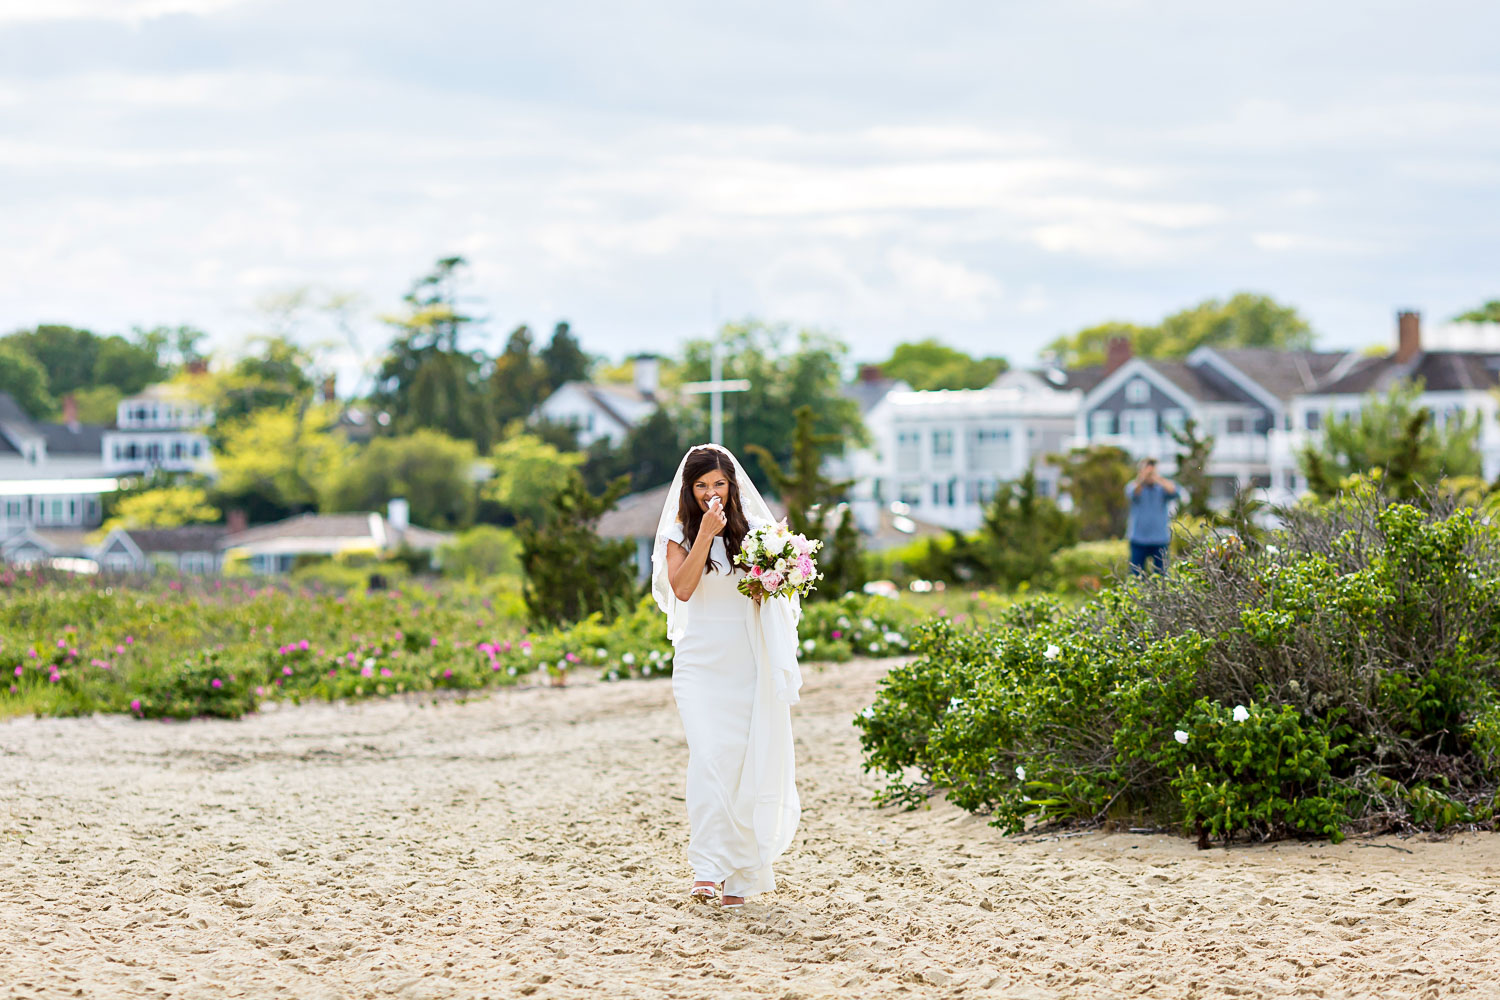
left=2, top=657, right=1498, bottom=999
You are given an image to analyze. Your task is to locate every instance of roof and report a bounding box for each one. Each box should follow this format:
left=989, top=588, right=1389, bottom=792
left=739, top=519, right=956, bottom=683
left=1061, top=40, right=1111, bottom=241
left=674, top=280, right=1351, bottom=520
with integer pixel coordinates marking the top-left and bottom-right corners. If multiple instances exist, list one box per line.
left=596, top=483, right=788, bottom=540
left=1031, top=365, right=1108, bottom=394
left=0, top=392, right=44, bottom=442
left=1207, top=348, right=1360, bottom=402
left=222, top=512, right=379, bottom=547
left=36, top=420, right=107, bottom=455
left=843, top=377, right=909, bottom=414
left=1314, top=351, right=1500, bottom=396
left=120, top=525, right=228, bottom=553
left=1134, top=360, right=1242, bottom=403
left=219, top=511, right=451, bottom=552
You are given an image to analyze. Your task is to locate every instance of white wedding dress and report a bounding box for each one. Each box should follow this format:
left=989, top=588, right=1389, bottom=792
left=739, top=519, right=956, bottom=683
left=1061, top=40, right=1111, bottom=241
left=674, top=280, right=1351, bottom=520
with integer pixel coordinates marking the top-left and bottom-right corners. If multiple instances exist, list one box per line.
left=663, top=522, right=800, bottom=898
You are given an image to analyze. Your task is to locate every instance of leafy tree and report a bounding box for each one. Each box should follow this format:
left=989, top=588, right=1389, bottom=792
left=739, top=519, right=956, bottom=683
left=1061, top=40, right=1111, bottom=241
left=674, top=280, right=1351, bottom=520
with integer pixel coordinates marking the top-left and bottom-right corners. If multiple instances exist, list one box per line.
left=71, top=385, right=124, bottom=425
left=373, top=257, right=497, bottom=449
left=976, top=466, right=1078, bottom=588
left=1, top=324, right=163, bottom=397
left=133, top=324, right=209, bottom=370
left=746, top=404, right=853, bottom=538
left=487, top=325, right=550, bottom=428
left=540, top=321, right=591, bottom=389
left=438, top=524, right=522, bottom=579
left=877, top=337, right=1008, bottom=390
left=100, top=485, right=219, bottom=534
left=1454, top=299, right=1500, bottom=323
left=518, top=474, right=636, bottom=626
left=1299, top=380, right=1481, bottom=502
left=820, top=505, right=868, bottom=598
left=207, top=335, right=317, bottom=439
left=1045, top=293, right=1315, bottom=367
left=679, top=321, right=865, bottom=472
left=1169, top=417, right=1214, bottom=518
left=213, top=402, right=349, bottom=519
left=1054, top=444, right=1136, bottom=541
left=0, top=343, right=56, bottom=418
left=482, top=433, right=585, bottom=525
left=92, top=335, right=164, bottom=395
left=321, top=429, right=479, bottom=529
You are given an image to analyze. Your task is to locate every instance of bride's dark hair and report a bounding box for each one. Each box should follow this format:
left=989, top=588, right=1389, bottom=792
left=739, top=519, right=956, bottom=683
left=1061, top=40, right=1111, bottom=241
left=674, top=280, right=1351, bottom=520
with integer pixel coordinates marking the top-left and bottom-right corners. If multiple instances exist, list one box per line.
left=676, top=446, right=750, bottom=573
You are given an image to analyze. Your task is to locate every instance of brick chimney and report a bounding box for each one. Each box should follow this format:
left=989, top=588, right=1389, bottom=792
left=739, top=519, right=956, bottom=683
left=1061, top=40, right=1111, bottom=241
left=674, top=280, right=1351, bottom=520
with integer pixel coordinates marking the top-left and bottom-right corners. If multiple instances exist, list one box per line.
left=1396, top=310, right=1422, bottom=364
left=1104, top=336, right=1133, bottom=375
left=320, top=375, right=337, bottom=404
left=62, top=394, right=79, bottom=430
left=226, top=508, right=248, bottom=535
left=859, top=363, right=885, bottom=383
left=186, top=358, right=209, bottom=375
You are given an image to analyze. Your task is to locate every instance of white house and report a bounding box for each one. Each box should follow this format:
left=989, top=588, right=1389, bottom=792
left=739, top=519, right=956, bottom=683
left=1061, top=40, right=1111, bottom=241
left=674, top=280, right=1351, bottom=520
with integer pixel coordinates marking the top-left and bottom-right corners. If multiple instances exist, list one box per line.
left=102, top=382, right=214, bottom=476
left=1274, top=312, right=1500, bottom=501
left=218, top=499, right=450, bottom=575
left=848, top=366, right=1099, bottom=532
left=533, top=355, right=664, bottom=447
left=0, top=392, right=117, bottom=534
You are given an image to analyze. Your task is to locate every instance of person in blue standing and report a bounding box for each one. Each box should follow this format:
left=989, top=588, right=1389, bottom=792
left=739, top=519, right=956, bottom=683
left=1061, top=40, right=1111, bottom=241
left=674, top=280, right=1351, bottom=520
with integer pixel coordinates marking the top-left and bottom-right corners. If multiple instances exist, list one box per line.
left=1125, top=457, right=1179, bottom=575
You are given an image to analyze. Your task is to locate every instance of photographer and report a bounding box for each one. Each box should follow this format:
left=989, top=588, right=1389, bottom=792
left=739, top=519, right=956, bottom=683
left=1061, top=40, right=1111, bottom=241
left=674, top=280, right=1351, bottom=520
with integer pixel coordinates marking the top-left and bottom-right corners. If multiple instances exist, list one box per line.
left=1125, top=457, right=1180, bottom=575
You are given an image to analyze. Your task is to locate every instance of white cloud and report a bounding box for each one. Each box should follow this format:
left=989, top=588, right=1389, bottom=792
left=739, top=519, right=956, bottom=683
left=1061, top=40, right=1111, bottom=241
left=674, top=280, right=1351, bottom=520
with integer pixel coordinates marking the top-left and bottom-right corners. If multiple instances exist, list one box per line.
left=0, top=0, right=248, bottom=22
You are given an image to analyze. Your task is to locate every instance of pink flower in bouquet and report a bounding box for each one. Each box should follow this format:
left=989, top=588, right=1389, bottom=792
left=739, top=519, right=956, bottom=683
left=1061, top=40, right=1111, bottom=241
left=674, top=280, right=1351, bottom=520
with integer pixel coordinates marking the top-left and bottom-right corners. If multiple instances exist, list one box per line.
left=750, top=565, right=764, bottom=578
left=797, top=555, right=814, bottom=578
left=762, top=570, right=784, bottom=592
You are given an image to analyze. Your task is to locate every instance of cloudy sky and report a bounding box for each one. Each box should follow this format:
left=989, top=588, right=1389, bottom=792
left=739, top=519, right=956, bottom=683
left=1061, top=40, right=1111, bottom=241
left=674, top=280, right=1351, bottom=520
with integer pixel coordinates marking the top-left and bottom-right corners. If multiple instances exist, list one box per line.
left=1, top=0, right=1497, bottom=390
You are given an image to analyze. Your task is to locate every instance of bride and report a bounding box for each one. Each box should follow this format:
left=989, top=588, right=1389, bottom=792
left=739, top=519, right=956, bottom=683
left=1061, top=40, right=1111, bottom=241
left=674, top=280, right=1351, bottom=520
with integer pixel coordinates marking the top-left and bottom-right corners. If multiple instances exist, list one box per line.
left=651, top=444, right=802, bottom=909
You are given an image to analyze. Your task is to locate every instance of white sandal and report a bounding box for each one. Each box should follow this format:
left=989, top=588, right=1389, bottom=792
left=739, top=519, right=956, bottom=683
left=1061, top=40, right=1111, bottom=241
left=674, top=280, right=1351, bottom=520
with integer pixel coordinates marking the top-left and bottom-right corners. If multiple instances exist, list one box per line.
left=689, top=882, right=718, bottom=903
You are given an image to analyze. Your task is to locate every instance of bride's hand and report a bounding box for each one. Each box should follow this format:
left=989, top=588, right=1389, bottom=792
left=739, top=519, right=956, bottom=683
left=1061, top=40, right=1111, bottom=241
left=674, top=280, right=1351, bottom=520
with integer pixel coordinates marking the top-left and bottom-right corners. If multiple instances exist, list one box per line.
left=701, top=498, right=727, bottom=538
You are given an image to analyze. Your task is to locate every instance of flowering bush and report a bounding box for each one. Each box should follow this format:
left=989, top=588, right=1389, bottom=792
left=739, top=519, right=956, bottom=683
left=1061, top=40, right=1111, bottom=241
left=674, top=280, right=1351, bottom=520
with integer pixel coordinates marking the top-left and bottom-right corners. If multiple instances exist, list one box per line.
left=857, top=498, right=1500, bottom=843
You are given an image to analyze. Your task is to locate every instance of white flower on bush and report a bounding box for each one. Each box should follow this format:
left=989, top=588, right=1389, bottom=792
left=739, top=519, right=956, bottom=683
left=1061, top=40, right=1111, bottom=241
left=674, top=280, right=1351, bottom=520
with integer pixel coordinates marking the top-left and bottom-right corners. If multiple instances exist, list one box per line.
left=1232, top=705, right=1250, bottom=723
left=884, top=631, right=904, bottom=645
left=859, top=706, right=875, bottom=720
left=1265, top=544, right=1280, bottom=556
left=803, top=639, right=816, bottom=652
left=1015, top=765, right=1026, bottom=781
left=363, top=657, right=376, bottom=669
left=948, top=697, right=964, bottom=712
left=1044, top=644, right=1061, bottom=660
left=650, top=649, right=661, bottom=662
left=622, top=652, right=636, bottom=665
left=1174, top=730, right=1190, bottom=744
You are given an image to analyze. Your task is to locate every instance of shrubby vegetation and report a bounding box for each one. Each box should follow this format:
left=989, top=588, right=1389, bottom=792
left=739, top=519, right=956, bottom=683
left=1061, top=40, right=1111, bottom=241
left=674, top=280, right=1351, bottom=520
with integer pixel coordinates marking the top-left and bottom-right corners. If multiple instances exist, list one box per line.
left=857, top=492, right=1500, bottom=843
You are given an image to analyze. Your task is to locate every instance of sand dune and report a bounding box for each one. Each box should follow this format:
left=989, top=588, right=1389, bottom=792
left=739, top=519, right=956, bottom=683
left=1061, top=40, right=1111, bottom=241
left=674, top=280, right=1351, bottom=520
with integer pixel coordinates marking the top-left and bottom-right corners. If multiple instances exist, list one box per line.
left=2, top=658, right=1497, bottom=999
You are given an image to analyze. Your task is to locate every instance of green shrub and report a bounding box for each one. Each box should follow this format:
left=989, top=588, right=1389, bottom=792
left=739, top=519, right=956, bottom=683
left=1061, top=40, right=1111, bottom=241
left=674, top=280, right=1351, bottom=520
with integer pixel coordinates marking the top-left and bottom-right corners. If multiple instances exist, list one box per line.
left=857, top=495, right=1500, bottom=843
left=1046, top=539, right=1128, bottom=593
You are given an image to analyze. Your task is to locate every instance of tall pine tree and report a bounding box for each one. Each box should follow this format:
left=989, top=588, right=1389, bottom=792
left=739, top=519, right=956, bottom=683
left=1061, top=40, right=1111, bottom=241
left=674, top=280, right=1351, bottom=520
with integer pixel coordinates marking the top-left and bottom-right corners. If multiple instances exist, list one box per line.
left=517, top=474, right=636, bottom=627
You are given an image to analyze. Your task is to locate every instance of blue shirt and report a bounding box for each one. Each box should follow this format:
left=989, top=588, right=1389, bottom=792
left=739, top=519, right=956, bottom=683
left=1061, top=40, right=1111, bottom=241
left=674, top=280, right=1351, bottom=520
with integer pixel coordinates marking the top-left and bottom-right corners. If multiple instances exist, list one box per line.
left=1125, top=482, right=1179, bottom=545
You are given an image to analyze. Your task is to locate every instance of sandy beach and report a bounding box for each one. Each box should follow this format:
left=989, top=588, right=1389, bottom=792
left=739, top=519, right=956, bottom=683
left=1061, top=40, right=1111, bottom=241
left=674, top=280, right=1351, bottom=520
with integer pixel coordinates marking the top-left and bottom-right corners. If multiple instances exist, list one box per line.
left=2, top=656, right=1497, bottom=999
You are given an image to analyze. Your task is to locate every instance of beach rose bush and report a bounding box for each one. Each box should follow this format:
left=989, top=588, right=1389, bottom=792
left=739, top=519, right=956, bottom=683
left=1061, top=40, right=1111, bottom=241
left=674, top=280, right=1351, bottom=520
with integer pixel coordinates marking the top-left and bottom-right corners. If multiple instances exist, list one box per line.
left=857, top=497, right=1500, bottom=843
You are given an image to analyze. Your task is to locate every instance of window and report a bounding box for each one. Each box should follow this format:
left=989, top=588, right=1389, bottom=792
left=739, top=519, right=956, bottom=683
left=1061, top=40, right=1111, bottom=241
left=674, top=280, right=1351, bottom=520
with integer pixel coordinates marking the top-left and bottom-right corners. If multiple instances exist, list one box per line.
left=1089, top=411, right=1114, bottom=437
left=1125, top=378, right=1150, bottom=404
left=932, top=483, right=943, bottom=505
left=1122, top=410, right=1157, bottom=437
left=1305, top=410, right=1322, bottom=431
left=1226, top=416, right=1245, bottom=434
left=899, top=482, right=922, bottom=504
left=1161, top=409, right=1186, bottom=435
left=932, top=429, right=953, bottom=457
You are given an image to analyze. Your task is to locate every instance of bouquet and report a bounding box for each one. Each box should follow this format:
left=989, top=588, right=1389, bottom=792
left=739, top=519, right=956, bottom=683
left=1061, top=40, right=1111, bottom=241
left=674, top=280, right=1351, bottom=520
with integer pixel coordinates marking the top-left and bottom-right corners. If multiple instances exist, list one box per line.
left=735, top=519, right=823, bottom=602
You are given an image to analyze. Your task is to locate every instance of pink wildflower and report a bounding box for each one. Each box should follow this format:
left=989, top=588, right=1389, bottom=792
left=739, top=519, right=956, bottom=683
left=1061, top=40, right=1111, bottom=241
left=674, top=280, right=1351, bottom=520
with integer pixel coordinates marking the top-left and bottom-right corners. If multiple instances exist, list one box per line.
left=256, top=686, right=265, bottom=696
left=130, top=699, right=142, bottom=712
left=832, top=630, right=843, bottom=639
left=380, top=668, right=392, bottom=678
left=297, top=639, right=309, bottom=651
left=12, top=665, right=21, bottom=677
left=115, top=645, right=125, bottom=654
left=211, top=678, right=223, bottom=689
left=443, top=668, right=453, bottom=678
left=565, top=652, right=579, bottom=664
left=360, top=665, right=374, bottom=678
left=125, top=636, right=134, bottom=644
left=48, top=671, right=61, bottom=683
left=282, top=666, right=294, bottom=676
